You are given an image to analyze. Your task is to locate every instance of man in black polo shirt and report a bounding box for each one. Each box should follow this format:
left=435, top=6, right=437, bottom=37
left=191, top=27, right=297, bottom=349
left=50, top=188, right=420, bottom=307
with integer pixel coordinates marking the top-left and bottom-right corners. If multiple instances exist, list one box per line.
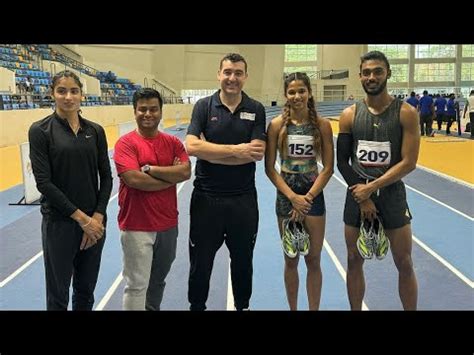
left=185, top=53, right=266, bottom=311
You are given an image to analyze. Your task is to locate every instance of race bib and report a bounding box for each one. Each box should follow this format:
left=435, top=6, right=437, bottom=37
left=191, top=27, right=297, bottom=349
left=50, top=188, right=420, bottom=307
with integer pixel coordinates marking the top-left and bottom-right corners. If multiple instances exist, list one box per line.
left=356, top=140, right=391, bottom=166
left=287, top=135, right=315, bottom=158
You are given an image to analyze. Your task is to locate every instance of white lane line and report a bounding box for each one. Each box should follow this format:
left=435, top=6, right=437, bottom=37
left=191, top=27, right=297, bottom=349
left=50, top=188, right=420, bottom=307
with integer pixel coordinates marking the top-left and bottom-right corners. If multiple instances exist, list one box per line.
left=405, top=184, right=473, bottom=221
left=412, top=234, right=473, bottom=288
left=323, top=240, right=369, bottom=310
left=327, top=163, right=474, bottom=288
left=0, top=251, right=43, bottom=288
left=95, top=273, right=124, bottom=311
left=95, top=163, right=196, bottom=310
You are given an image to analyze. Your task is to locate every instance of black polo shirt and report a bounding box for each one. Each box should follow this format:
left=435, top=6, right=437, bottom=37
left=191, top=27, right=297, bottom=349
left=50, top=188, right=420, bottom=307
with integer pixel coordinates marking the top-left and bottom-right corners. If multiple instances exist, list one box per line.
left=28, top=112, right=113, bottom=219
left=187, top=90, right=266, bottom=195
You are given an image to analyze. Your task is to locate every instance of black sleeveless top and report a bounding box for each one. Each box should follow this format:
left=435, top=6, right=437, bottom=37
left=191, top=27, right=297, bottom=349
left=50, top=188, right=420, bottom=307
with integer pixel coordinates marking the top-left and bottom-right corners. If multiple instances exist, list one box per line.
left=351, top=99, right=403, bottom=180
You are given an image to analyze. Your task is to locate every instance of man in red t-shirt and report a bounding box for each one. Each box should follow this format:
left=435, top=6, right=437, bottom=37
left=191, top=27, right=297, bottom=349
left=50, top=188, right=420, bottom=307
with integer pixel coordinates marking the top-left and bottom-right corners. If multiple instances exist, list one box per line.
left=114, top=88, right=191, bottom=310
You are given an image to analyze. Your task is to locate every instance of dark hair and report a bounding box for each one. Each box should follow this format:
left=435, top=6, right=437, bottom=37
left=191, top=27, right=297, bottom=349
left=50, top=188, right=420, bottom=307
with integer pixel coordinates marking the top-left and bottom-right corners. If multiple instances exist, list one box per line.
left=410, top=91, right=416, bottom=97
left=423, top=90, right=428, bottom=95
left=132, top=88, right=163, bottom=110
left=219, top=53, right=247, bottom=73
left=51, top=70, right=83, bottom=92
left=278, top=72, right=322, bottom=160
left=360, top=50, right=390, bottom=71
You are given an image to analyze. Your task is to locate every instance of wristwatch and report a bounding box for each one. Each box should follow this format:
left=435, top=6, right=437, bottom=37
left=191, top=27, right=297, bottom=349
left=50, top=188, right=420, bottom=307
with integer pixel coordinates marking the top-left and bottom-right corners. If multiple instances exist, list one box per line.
left=141, top=164, right=151, bottom=173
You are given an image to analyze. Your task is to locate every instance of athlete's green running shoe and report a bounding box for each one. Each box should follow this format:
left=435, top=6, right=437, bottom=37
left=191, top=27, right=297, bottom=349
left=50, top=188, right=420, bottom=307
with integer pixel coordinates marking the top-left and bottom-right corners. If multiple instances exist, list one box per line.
left=356, top=219, right=375, bottom=259
left=373, top=217, right=390, bottom=260
left=281, top=219, right=298, bottom=258
left=294, top=221, right=310, bottom=256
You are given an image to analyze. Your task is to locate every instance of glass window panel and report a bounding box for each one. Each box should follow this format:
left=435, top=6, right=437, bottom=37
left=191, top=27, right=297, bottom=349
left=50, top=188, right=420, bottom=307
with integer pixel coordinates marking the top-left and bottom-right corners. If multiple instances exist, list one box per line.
left=462, top=45, right=474, bottom=58
left=461, top=63, right=474, bottom=81
left=389, top=64, right=408, bottom=82
left=415, top=45, right=455, bottom=58
left=368, top=45, right=408, bottom=59
left=285, top=45, right=317, bottom=62
left=414, top=63, right=455, bottom=81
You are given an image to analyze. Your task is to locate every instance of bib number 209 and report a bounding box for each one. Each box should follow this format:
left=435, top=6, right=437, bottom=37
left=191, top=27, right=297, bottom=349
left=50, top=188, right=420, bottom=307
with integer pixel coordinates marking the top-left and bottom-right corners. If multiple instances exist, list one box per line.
left=356, top=140, right=391, bottom=166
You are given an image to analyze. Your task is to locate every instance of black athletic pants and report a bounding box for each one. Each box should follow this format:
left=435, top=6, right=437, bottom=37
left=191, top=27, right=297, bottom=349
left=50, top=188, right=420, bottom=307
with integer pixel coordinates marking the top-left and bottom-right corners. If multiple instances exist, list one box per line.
left=188, top=189, right=258, bottom=311
left=420, top=114, right=433, bottom=136
left=42, top=215, right=105, bottom=310
left=470, top=112, right=474, bottom=138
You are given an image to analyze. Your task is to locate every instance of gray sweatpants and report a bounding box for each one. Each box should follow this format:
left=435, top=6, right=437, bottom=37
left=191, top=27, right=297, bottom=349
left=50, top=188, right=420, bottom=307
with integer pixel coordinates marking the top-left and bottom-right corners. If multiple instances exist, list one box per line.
left=120, top=226, right=178, bottom=310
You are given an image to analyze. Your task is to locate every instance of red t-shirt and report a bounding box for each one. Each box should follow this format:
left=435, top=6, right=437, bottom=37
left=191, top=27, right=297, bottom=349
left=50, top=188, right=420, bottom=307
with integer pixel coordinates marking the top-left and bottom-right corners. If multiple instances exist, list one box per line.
left=113, top=130, right=189, bottom=232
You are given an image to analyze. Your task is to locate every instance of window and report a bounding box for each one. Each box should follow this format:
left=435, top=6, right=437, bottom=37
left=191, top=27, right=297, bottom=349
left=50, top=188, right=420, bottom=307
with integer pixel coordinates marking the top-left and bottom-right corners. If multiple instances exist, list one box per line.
left=323, top=85, right=345, bottom=101
left=284, top=45, right=317, bottom=77
left=368, top=45, right=408, bottom=59
left=285, top=45, right=317, bottom=62
left=462, top=45, right=474, bottom=58
left=461, top=63, right=474, bottom=81
left=415, top=45, right=455, bottom=58
left=414, top=63, right=454, bottom=82
left=389, top=64, right=408, bottom=83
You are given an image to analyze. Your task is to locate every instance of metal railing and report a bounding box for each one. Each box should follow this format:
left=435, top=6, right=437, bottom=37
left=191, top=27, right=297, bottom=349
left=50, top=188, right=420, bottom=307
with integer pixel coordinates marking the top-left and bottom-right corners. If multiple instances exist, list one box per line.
left=0, top=92, right=190, bottom=110
left=43, top=49, right=99, bottom=78
left=283, top=69, right=349, bottom=80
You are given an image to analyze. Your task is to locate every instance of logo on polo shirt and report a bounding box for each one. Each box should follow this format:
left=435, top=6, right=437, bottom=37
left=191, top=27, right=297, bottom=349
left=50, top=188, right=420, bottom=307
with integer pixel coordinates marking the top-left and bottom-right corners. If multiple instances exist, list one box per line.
left=210, top=116, right=218, bottom=121
left=240, top=112, right=255, bottom=121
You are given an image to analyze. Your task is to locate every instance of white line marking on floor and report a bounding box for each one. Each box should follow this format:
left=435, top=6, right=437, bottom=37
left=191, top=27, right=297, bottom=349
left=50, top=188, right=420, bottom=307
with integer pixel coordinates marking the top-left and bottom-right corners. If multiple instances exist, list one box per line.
left=405, top=185, right=473, bottom=221
left=412, top=234, right=473, bottom=288
left=95, top=273, right=124, bottom=311
left=0, top=251, right=43, bottom=288
left=323, top=240, right=369, bottom=310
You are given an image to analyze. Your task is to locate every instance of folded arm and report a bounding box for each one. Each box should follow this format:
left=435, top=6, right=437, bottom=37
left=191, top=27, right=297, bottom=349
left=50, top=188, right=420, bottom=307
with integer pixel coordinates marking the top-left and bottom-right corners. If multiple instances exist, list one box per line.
left=185, top=134, right=265, bottom=165
left=120, top=170, right=174, bottom=191
left=147, top=159, right=191, bottom=183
